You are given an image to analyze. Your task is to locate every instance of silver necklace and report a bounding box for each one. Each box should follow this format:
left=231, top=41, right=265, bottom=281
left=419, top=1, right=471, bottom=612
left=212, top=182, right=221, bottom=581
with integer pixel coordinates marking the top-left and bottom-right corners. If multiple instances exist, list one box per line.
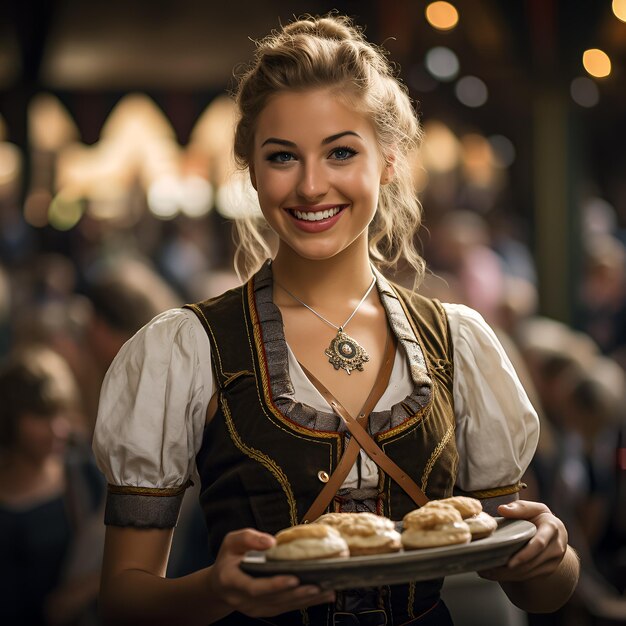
left=275, top=275, right=377, bottom=374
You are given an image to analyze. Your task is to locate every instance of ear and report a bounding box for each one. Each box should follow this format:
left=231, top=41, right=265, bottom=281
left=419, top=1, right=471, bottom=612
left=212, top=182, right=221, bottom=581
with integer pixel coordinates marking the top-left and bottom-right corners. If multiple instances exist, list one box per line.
left=380, top=153, right=396, bottom=185
left=249, top=164, right=257, bottom=191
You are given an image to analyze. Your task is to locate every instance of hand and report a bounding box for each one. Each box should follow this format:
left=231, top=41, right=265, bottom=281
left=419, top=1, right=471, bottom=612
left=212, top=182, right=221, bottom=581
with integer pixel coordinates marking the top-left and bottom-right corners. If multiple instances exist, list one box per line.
left=207, top=528, right=335, bottom=618
left=479, top=500, right=568, bottom=582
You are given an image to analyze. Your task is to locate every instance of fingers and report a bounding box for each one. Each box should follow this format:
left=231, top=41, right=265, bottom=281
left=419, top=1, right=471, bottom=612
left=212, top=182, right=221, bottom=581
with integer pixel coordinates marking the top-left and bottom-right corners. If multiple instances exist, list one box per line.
left=497, top=500, right=551, bottom=520
left=221, top=528, right=276, bottom=555
left=508, top=514, right=566, bottom=567
left=211, top=529, right=335, bottom=617
left=478, top=506, right=569, bottom=582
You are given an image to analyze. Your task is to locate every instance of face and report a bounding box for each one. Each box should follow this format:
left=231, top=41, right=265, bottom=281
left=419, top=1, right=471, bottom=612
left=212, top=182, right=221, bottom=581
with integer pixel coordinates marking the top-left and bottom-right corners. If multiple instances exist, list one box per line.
left=249, top=88, right=393, bottom=261
left=14, top=411, right=71, bottom=461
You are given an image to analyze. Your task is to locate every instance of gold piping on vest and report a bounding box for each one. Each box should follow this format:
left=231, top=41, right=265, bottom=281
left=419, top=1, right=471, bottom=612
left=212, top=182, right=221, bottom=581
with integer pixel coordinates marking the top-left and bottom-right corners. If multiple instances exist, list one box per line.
left=407, top=581, right=416, bottom=619
left=421, top=423, right=455, bottom=493
left=107, top=480, right=192, bottom=497
left=220, top=394, right=299, bottom=526
left=185, top=303, right=226, bottom=382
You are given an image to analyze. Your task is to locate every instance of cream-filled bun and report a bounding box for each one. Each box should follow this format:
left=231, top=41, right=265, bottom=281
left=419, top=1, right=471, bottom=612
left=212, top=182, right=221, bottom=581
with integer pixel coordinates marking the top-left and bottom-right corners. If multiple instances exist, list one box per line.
left=314, top=512, right=401, bottom=556
left=264, top=524, right=349, bottom=561
left=424, top=497, right=497, bottom=540
left=401, top=504, right=471, bottom=549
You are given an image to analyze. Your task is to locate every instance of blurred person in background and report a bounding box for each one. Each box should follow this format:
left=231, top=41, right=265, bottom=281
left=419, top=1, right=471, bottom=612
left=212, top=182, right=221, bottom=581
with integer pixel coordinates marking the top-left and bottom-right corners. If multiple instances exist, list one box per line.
left=0, top=262, right=10, bottom=356
left=0, top=345, right=104, bottom=625
left=424, top=209, right=506, bottom=327
left=517, top=323, right=626, bottom=624
left=579, top=233, right=626, bottom=371
left=93, top=13, right=578, bottom=626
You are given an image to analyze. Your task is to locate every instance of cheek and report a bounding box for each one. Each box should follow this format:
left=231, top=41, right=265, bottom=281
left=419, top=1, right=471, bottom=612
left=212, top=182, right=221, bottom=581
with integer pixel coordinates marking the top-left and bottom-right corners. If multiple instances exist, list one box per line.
left=16, top=421, right=52, bottom=449
left=255, top=169, right=290, bottom=204
left=341, top=169, right=380, bottom=205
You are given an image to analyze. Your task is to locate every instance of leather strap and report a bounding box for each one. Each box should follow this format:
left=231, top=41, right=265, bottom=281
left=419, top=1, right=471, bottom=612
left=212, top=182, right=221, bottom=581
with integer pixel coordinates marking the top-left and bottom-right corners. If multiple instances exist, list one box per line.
left=301, top=333, right=395, bottom=523
left=300, top=333, right=429, bottom=522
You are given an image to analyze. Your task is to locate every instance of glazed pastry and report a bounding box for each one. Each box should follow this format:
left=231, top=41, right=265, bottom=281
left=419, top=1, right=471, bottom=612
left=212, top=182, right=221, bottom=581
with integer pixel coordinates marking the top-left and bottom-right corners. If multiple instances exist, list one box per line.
left=401, top=504, right=471, bottom=549
left=315, top=512, right=401, bottom=556
left=264, top=523, right=349, bottom=560
left=424, top=496, right=497, bottom=540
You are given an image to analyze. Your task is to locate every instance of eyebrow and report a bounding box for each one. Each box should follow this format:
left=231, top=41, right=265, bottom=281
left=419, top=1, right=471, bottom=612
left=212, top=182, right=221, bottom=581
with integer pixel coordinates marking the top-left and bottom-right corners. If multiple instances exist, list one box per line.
left=261, top=131, right=362, bottom=148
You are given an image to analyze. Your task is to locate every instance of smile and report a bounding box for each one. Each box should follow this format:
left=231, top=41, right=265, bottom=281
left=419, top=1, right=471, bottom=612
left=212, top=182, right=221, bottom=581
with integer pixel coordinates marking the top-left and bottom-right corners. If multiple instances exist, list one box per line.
left=289, top=206, right=345, bottom=222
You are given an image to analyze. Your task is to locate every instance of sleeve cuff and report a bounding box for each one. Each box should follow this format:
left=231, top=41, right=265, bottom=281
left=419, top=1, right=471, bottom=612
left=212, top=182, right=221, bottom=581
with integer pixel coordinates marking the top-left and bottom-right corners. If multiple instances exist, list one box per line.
left=104, top=481, right=192, bottom=528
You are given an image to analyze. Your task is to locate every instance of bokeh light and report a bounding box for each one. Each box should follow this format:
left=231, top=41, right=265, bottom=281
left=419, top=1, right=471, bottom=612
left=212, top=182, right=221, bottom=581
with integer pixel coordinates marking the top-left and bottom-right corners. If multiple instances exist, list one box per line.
left=24, top=189, right=53, bottom=227
left=455, top=76, right=488, bottom=107
left=421, top=121, right=460, bottom=173
left=48, top=190, right=84, bottom=230
left=425, top=47, right=459, bottom=82
left=582, top=48, right=611, bottom=78
left=488, top=135, right=516, bottom=168
left=613, top=0, right=626, bottom=22
left=570, top=77, right=600, bottom=108
left=425, top=2, right=459, bottom=31
left=147, top=175, right=181, bottom=220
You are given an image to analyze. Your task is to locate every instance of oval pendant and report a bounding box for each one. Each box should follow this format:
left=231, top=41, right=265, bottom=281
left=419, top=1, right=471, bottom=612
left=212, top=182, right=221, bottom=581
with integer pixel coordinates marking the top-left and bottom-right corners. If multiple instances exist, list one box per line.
left=324, top=330, right=369, bottom=374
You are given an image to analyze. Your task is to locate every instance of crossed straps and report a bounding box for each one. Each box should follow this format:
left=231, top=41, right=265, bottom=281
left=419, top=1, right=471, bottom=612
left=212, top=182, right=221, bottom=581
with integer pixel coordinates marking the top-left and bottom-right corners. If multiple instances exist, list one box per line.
left=300, top=331, right=429, bottom=523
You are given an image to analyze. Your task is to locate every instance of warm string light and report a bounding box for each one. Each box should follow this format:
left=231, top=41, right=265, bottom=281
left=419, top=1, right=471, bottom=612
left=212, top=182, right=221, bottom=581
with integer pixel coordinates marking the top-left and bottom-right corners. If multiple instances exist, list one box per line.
left=613, top=0, right=626, bottom=23
left=425, top=2, right=459, bottom=31
left=582, top=48, right=611, bottom=78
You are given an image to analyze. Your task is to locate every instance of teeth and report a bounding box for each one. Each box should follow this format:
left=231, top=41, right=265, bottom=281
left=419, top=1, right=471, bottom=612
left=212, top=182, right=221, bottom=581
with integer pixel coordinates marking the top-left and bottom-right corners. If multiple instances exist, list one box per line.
left=294, top=207, right=341, bottom=221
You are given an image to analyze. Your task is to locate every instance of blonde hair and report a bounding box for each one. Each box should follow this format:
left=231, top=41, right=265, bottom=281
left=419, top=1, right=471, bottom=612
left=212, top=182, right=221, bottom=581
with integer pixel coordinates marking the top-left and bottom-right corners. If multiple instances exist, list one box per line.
left=233, top=13, right=424, bottom=286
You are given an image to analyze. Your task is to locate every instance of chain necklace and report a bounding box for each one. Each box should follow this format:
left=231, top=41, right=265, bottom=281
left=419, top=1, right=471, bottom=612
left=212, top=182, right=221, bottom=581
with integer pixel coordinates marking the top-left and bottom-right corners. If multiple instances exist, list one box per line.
left=275, top=275, right=377, bottom=374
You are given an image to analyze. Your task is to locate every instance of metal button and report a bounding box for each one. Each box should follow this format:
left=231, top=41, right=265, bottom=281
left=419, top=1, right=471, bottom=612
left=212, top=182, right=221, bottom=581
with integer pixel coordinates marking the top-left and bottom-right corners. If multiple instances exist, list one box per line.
left=317, top=470, right=330, bottom=483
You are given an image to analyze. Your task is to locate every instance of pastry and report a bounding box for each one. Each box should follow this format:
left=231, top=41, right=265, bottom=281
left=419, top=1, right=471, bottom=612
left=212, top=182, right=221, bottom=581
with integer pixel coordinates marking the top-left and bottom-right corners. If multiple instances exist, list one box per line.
left=315, top=512, right=401, bottom=556
left=401, top=504, right=471, bottom=549
left=264, top=523, right=349, bottom=560
left=424, top=496, right=497, bottom=540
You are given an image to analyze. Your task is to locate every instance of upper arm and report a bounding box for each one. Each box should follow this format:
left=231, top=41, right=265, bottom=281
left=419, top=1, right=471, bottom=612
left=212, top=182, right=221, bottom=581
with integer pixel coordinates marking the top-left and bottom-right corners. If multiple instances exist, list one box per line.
left=102, top=526, right=175, bottom=583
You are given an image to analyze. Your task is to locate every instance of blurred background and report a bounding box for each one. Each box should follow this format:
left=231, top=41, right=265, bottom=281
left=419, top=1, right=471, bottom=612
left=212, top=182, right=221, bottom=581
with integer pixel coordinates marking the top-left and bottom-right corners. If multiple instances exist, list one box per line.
left=0, top=1, right=625, bottom=625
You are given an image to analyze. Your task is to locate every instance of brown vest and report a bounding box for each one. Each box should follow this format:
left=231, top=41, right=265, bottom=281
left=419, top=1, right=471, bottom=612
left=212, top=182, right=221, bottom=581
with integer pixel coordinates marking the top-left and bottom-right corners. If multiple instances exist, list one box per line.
left=186, top=263, right=457, bottom=626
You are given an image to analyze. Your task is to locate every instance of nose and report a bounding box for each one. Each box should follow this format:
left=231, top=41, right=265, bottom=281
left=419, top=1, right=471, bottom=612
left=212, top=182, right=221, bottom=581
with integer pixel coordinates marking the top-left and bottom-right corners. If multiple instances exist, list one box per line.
left=296, top=160, right=329, bottom=201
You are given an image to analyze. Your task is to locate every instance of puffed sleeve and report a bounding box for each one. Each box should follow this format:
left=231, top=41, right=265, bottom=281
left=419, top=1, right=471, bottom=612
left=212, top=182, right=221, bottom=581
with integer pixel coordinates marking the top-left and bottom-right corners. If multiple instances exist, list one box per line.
left=92, top=308, right=213, bottom=528
left=443, top=303, right=539, bottom=506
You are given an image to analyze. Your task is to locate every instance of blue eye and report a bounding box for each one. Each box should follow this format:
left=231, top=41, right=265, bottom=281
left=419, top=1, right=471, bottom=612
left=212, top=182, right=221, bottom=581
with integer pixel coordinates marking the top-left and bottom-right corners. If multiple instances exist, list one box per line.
left=268, top=151, right=296, bottom=163
left=330, top=146, right=357, bottom=161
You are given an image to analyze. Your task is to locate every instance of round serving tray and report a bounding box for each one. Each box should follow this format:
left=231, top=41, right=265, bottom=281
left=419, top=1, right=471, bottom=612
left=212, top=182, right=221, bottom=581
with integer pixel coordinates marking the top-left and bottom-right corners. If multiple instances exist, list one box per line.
left=240, top=518, right=536, bottom=590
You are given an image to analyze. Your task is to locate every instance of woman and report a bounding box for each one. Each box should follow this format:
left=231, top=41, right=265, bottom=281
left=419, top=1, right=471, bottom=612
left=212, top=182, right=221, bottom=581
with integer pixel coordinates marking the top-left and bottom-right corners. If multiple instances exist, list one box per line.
left=94, top=14, right=579, bottom=625
left=0, top=346, right=104, bottom=625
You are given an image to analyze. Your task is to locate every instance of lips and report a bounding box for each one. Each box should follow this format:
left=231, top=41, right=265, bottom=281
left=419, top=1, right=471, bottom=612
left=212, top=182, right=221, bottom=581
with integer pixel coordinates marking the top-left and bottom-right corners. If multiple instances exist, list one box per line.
left=287, top=204, right=347, bottom=222
left=285, top=204, right=348, bottom=232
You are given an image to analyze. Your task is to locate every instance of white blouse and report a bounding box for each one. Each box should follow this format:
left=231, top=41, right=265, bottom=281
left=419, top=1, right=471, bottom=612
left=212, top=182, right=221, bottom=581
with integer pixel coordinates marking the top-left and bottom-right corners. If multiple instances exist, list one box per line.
left=93, top=303, right=539, bottom=495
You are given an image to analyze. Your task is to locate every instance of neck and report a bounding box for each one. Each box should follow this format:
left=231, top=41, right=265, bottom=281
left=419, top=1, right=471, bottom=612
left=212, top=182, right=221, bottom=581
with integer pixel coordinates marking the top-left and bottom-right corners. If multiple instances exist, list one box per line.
left=271, top=240, right=375, bottom=307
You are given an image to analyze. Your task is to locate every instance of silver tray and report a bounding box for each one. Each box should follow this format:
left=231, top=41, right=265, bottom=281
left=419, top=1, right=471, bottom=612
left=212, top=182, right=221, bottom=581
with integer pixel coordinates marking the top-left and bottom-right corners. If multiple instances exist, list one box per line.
left=240, top=518, right=535, bottom=590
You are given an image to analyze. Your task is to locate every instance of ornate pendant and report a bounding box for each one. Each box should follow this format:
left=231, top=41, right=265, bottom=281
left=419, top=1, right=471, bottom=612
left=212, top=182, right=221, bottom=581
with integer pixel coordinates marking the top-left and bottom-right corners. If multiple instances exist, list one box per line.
left=324, top=329, right=369, bottom=375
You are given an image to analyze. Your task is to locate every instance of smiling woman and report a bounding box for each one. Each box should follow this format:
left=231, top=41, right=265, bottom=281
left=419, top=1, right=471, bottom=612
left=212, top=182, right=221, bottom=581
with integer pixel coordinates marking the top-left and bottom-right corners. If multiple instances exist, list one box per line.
left=249, top=89, right=389, bottom=261
left=93, top=12, right=578, bottom=626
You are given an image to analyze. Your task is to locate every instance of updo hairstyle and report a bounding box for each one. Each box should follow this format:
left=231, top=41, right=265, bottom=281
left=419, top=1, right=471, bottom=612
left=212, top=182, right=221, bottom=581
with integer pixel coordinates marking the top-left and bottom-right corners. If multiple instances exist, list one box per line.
left=233, top=13, right=424, bottom=285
